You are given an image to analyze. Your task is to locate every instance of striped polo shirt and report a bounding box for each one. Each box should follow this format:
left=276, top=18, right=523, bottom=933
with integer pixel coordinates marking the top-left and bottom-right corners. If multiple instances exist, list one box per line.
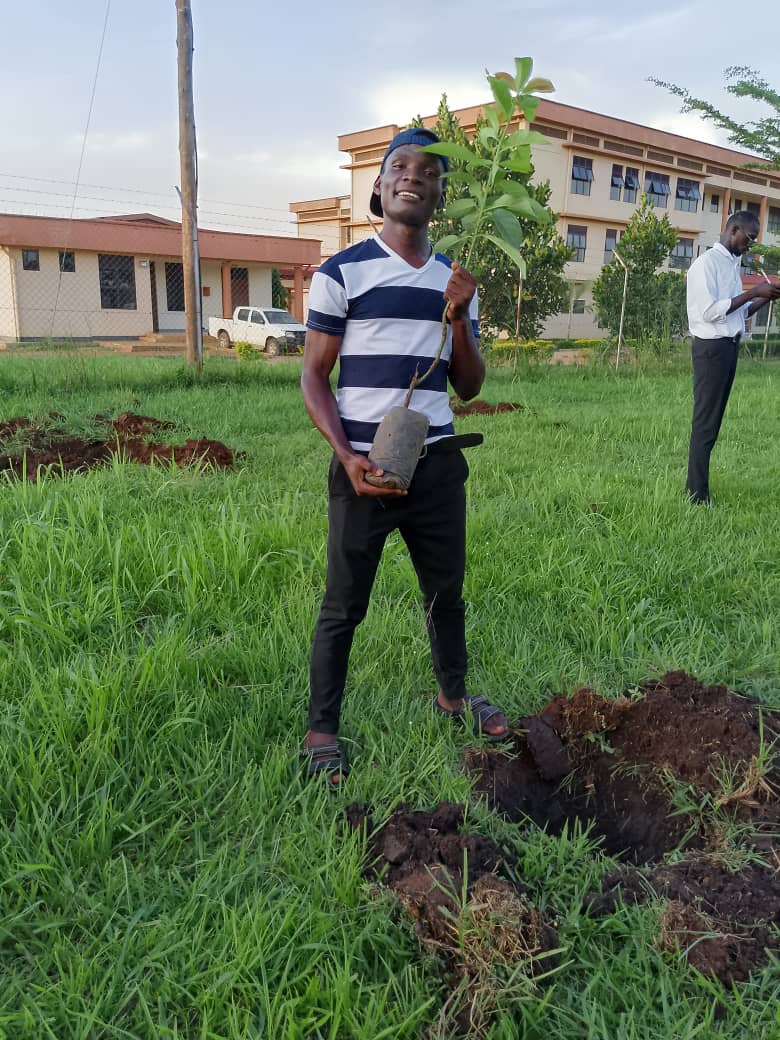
left=306, top=234, right=479, bottom=452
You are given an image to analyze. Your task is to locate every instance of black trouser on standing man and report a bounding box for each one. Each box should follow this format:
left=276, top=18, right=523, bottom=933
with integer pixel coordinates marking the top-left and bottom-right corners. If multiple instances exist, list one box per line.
left=686, top=334, right=740, bottom=504
left=308, top=448, right=469, bottom=735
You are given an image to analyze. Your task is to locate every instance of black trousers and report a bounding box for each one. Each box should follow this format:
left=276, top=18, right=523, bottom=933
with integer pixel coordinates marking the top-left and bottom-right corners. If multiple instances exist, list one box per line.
left=308, top=448, right=469, bottom=734
left=686, top=336, right=740, bottom=503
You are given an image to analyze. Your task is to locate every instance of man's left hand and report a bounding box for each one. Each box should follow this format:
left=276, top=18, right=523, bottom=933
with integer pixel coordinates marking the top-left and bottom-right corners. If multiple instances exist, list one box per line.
left=444, top=261, right=477, bottom=320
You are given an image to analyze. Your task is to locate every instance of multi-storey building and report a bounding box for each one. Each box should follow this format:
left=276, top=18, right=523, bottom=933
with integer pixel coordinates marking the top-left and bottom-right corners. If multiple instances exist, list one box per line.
left=290, top=98, right=780, bottom=339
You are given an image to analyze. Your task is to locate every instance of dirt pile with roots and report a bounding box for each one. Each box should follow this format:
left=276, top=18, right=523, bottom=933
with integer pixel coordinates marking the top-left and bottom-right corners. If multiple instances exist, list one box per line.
left=346, top=802, right=559, bottom=1035
left=0, top=413, right=238, bottom=480
left=466, top=670, right=780, bottom=983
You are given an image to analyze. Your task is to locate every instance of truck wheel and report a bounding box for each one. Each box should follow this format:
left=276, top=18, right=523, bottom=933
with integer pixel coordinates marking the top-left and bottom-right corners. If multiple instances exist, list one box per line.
left=217, top=330, right=232, bottom=350
left=265, top=336, right=280, bottom=356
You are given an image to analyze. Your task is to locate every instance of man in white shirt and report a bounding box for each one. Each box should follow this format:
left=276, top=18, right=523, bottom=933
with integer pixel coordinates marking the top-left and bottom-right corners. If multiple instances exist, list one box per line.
left=685, top=211, right=780, bottom=503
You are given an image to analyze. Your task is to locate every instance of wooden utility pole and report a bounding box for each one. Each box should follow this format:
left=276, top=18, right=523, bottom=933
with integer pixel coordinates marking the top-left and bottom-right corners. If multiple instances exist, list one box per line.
left=176, top=0, right=203, bottom=370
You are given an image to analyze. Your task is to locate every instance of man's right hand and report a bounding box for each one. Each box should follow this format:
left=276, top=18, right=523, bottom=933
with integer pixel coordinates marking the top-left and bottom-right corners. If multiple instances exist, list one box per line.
left=340, top=452, right=408, bottom=497
left=752, top=281, right=780, bottom=301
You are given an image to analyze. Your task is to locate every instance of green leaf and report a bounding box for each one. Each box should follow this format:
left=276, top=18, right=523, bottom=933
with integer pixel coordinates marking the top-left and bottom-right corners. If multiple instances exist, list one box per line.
left=478, top=125, right=498, bottom=146
left=484, top=232, right=527, bottom=276
left=506, top=129, right=547, bottom=148
left=514, top=57, right=533, bottom=89
left=443, top=197, right=478, bottom=219
left=500, top=194, right=550, bottom=221
left=494, top=178, right=529, bottom=198
left=432, top=234, right=464, bottom=254
left=488, top=75, right=514, bottom=119
left=503, top=155, right=535, bottom=173
left=484, top=106, right=500, bottom=132
left=420, top=142, right=491, bottom=168
left=491, top=208, right=524, bottom=249
left=517, top=96, right=540, bottom=121
left=525, top=77, right=555, bottom=94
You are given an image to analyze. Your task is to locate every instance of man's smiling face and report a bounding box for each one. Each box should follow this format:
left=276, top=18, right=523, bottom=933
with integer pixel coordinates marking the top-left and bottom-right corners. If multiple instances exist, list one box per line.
left=373, top=145, right=445, bottom=227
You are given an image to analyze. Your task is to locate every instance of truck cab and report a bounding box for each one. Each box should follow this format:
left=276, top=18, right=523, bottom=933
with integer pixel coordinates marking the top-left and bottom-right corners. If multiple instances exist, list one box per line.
left=208, top=306, right=307, bottom=355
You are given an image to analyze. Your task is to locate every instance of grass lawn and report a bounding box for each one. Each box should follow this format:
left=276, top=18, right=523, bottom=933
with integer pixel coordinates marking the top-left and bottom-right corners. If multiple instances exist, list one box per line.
left=0, top=352, right=778, bottom=1039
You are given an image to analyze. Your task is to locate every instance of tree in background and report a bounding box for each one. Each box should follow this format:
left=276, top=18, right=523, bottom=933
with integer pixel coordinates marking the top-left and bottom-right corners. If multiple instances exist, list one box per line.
left=411, top=96, right=571, bottom=340
left=271, top=268, right=288, bottom=309
left=650, top=68, right=779, bottom=170
left=592, top=194, right=687, bottom=347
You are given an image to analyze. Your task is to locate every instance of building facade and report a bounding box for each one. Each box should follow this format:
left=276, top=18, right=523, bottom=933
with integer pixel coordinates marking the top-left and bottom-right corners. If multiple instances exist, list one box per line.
left=0, top=212, right=320, bottom=342
left=290, top=98, right=780, bottom=339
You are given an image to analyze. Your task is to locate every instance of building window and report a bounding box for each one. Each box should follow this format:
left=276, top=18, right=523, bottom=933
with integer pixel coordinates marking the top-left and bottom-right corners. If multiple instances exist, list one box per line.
left=669, top=238, right=694, bottom=271
left=570, top=156, right=593, bottom=196
left=98, top=254, right=136, bottom=310
left=231, top=267, right=249, bottom=308
left=746, top=201, right=761, bottom=219
left=768, top=206, right=780, bottom=233
left=644, top=173, right=670, bottom=208
left=22, top=249, right=39, bottom=271
left=566, top=225, right=587, bottom=262
left=610, top=164, right=623, bottom=202
left=732, top=198, right=743, bottom=214
left=624, top=167, right=639, bottom=204
left=604, top=228, right=618, bottom=265
left=572, top=299, right=586, bottom=314
left=165, top=261, right=184, bottom=311
left=675, top=178, right=701, bottom=213
left=710, top=194, right=720, bottom=214
left=59, top=251, right=75, bottom=273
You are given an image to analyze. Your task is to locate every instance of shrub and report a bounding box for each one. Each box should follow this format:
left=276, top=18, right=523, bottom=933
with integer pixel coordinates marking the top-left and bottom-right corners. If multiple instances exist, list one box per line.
left=234, top=340, right=259, bottom=362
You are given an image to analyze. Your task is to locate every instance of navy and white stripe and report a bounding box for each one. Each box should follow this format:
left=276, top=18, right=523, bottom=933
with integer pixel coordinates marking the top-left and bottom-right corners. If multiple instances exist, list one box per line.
left=307, top=235, right=479, bottom=451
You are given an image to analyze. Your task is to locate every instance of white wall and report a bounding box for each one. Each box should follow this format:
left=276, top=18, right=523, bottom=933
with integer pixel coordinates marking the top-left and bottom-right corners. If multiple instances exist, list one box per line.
left=0, top=249, right=17, bottom=339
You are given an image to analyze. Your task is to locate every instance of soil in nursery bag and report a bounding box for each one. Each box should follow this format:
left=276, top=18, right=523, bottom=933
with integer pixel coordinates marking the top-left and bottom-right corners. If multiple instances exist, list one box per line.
left=346, top=801, right=559, bottom=1034
left=0, top=412, right=238, bottom=480
left=465, top=670, right=780, bottom=983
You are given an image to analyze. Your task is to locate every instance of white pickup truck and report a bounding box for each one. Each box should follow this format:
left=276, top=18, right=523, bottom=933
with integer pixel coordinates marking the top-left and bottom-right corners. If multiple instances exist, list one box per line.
left=208, top=306, right=307, bottom=355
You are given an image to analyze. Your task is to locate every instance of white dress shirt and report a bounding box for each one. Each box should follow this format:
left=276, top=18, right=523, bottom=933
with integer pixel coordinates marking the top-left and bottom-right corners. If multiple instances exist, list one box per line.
left=686, top=241, right=749, bottom=340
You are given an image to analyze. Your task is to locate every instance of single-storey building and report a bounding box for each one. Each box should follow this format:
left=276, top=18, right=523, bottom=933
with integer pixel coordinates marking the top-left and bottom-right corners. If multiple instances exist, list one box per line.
left=0, top=212, right=320, bottom=341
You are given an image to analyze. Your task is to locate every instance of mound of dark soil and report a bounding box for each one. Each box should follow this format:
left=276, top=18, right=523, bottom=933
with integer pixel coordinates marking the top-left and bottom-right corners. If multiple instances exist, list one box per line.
left=347, top=802, right=558, bottom=1034
left=466, top=670, right=780, bottom=983
left=467, top=671, right=779, bottom=862
left=0, top=413, right=238, bottom=480
left=450, top=398, right=522, bottom=417
left=585, top=859, right=780, bottom=985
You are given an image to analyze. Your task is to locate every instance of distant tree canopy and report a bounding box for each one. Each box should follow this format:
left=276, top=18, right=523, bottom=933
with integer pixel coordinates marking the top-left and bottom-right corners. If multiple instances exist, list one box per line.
left=650, top=67, right=779, bottom=170
left=592, top=194, right=687, bottom=343
left=410, top=95, right=572, bottom=340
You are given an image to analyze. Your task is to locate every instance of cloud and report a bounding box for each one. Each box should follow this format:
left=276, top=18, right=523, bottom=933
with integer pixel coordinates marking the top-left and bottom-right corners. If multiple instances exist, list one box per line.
left=649, top=110, right=732, bottom=148
left=74, top=131, right=154, bottom=154
left=366, top=75, right=490, bottom=128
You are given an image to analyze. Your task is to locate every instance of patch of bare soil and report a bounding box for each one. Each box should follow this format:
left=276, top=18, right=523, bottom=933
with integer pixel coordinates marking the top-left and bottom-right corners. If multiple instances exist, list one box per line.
left=450, top=397, right=522, bottom=417
left=0, top=413, right=238, bottom=481
left=466, top=670, right=780, bottom=983
left=585, top=859, right=780, bottom=985
left=346, top=802, right=558, bottom=1036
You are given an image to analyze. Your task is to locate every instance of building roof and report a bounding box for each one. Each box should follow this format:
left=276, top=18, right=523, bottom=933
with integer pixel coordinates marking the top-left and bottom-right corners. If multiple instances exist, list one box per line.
left=0, top=212, right=320, bottom=266
left=337, top=97, right=780, bottom=187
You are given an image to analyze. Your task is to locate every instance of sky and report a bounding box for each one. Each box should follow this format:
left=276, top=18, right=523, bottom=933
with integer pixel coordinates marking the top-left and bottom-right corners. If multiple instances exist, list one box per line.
left=2, top=0, right=777, bottom=241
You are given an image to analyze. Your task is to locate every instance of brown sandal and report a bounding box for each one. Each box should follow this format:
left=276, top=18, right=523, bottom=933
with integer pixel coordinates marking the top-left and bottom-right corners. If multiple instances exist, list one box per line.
left=434, top=694, right=510, bottom=742
left=302, top=741, right=349, bottom=787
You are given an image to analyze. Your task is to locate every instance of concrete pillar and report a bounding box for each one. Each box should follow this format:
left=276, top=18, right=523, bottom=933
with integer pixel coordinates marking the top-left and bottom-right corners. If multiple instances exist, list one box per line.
left=720, top=187, right=732, bottom=233
left=221, top=263, right=232, bottom=317
left=758, top=195, right=768, bottom=243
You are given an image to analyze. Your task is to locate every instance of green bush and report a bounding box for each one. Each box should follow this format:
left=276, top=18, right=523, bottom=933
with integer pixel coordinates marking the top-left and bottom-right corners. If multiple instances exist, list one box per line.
left=234, top=340, right=259, bottom=362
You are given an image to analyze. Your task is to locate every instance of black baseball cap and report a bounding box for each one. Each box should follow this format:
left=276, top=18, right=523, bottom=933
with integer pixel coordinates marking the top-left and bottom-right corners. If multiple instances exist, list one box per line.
left=369, top=127, right=449, bottom=218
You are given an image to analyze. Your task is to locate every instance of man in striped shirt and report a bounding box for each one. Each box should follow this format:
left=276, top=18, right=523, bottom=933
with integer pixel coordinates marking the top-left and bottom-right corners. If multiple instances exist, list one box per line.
left=301, top=128, right=509, bottom=785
